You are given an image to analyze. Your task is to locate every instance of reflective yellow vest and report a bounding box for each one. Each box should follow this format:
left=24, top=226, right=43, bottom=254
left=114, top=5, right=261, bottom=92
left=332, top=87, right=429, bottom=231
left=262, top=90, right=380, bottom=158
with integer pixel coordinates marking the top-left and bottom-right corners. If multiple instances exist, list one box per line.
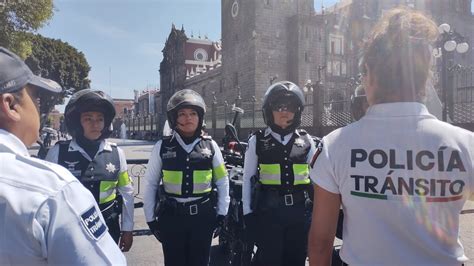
left=160, top=136, right=227, bottom=197
left=256, top=130, right=311, bottom=188
left=57, top=140, right=128, bottom=204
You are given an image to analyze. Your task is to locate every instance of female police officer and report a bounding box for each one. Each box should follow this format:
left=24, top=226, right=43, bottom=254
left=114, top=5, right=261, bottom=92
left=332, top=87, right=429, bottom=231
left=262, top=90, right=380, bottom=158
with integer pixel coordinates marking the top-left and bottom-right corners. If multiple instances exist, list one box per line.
left=45, top=89, right=134, bottom=252
left=242, top=81, right=316, bottom=266
left=143, top=89, right=229, bottom=266
left=309, top=8, right=474, bottom=265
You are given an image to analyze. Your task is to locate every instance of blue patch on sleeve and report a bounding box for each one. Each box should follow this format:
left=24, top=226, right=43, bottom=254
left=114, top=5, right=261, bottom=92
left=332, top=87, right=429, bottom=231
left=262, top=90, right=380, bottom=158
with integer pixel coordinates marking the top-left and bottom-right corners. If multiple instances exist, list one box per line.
left=80, top=206, right=107, bottom=240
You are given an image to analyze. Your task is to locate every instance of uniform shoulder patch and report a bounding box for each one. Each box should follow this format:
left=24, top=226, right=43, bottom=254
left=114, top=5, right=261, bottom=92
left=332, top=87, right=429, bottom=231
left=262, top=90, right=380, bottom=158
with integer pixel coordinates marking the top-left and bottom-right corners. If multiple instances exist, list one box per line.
left=80, top=205, right=107, bottom=241
left=255, top=129, right=264, bottom=140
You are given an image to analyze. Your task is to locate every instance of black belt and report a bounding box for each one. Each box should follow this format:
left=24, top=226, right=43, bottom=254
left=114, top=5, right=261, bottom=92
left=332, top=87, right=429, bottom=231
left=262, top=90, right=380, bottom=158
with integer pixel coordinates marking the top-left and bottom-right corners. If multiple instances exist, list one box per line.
left=261, top=189, right=309, bottom=207
left=260, top=184, right=311, bottom=194
left=165, top=195, right=212, bottom=216
left=99, top=200, right=118, bottom=220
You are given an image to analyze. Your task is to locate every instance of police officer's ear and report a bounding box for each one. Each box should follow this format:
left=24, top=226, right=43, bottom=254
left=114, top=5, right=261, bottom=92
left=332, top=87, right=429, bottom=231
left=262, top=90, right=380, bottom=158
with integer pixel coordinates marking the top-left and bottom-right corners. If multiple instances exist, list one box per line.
left=0, top=91, right=22, bottom=123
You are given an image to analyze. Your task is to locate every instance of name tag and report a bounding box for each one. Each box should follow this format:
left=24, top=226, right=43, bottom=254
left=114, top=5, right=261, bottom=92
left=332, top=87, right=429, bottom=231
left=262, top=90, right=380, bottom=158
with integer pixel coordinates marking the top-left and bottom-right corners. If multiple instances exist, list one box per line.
left=162, top=151, right=177, bottom=159
left=70, top=170, right=82, bottom=177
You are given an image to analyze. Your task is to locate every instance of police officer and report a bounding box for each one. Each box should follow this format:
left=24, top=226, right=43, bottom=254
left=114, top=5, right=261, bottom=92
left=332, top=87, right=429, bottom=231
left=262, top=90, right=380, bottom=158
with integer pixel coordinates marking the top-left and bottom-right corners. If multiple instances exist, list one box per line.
left=143, top=89, right=230, bottom=266
left=308, top=8, right=474, bottom=266
left=45, top=89, right=134, bottom=251
left=242, top=81, right=316, bottom=266
left=0, top=47, right=125, bottom=264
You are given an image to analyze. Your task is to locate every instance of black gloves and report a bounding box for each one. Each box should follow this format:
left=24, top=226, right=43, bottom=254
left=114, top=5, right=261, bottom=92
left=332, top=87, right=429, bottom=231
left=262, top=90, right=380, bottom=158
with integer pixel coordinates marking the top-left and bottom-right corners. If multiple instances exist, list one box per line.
left=147, top=221, right=161, bottom=242
left=216, top=214, right=225, bottom=228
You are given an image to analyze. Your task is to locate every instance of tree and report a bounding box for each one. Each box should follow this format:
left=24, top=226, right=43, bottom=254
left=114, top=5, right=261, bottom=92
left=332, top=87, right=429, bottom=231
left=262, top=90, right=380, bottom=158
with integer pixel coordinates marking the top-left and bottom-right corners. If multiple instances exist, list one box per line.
left=25, top=34, right=91, bottom=115
left=0, top=0, right=54, bottom=58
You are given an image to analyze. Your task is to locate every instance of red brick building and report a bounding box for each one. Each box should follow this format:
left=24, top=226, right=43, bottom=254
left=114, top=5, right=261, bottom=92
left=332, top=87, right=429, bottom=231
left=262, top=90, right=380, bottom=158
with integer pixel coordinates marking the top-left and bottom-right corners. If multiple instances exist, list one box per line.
left=113, top=98, right=135, bottom=119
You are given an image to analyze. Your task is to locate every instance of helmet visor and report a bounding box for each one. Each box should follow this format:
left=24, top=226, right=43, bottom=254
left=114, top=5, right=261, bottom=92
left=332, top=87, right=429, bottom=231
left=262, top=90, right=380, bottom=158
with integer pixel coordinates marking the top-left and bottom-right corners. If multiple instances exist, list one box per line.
left=269, top=95, right=300, bottom=113
left=270, top=102, right=299, bottom=113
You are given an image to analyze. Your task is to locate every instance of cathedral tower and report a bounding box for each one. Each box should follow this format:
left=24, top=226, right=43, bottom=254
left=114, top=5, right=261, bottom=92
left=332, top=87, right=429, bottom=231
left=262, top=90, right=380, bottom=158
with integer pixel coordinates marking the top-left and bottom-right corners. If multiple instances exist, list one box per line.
left=221, top=0, right=317, bottom=102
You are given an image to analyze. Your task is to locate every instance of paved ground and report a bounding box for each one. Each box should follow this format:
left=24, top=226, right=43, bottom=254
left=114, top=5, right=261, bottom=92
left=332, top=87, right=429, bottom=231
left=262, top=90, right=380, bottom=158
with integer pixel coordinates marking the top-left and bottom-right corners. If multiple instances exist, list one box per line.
left=29, top=139, right=474, bottom=265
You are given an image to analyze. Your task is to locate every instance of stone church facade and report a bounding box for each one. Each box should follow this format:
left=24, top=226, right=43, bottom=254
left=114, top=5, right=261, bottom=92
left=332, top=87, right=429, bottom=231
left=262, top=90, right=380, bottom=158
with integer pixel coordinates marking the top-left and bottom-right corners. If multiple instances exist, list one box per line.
left=159, top=0, right=474, bottom=131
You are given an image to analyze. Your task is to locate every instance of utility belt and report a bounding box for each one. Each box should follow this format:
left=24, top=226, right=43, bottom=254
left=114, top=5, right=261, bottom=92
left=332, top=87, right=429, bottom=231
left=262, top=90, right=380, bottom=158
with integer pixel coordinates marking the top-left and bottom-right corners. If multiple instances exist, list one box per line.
left=99, top=199, right=120, bottom=222
left=162, top=194, right=212, bottom=216
left=254, top=185, right=312, bottom=211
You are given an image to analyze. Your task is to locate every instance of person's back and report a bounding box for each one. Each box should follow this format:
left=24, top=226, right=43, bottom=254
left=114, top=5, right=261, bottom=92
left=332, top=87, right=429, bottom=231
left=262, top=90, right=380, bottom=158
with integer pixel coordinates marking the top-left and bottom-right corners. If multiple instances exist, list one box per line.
left=319, top=103, right=473, bottom=264
left=308, top=9, right=473, bottom=266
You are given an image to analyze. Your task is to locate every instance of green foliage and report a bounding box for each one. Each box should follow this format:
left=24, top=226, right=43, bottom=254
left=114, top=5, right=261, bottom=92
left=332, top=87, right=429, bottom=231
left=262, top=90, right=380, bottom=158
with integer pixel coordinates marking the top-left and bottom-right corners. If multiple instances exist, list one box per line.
left=25, top=34, right=91, bottom=115
left=0, top=0, right=54, bottom=58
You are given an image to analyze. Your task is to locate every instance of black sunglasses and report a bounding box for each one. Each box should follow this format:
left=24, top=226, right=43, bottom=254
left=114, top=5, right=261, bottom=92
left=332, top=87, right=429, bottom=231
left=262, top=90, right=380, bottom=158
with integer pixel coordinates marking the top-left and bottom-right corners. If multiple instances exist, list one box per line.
left=271, top=103, right=298, bottom=113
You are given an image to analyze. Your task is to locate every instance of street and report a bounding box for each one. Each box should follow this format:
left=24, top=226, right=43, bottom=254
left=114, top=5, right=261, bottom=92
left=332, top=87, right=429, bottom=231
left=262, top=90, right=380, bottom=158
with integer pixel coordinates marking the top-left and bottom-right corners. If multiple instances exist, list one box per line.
left=117, top=139, right=474, bottom=266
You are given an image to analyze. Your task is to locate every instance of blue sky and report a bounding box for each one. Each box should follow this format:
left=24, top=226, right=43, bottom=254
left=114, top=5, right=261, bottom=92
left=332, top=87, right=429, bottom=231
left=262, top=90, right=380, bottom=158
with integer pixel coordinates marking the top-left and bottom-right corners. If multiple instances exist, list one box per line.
left=39, top=0, right=337, bottom=104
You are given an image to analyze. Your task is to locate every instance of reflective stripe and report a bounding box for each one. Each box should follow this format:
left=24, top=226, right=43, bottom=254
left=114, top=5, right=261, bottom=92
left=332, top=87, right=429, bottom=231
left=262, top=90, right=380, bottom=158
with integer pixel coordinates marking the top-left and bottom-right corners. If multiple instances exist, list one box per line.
left=259, top=164, right=281, bottom=185
left=100, top=191, right=117, bottom=204
left=293, top=164, right=311, bottom=185
left=99, top=180, right=118, bottom=203
left=117, top=171, right=131, bottom=187
left=163, top=170, right=183, bottom=195
left=99, top=181, right=117, bottom=203
left=193, top=170, right=212, bottom=193
left=213, top=163, right=227, bottom=181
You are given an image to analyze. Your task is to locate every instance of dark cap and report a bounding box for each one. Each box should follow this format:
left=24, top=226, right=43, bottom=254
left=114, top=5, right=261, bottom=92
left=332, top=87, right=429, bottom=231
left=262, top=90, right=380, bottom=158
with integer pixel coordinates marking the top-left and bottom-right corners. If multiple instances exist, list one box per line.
left=0, top=47, right=62, bottom=94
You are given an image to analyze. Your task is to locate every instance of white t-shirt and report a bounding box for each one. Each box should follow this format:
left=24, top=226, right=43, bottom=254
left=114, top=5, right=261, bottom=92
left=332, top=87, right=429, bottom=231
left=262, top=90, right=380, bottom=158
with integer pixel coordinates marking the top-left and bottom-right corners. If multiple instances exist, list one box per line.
left=310, top=102, right=473, bottom=266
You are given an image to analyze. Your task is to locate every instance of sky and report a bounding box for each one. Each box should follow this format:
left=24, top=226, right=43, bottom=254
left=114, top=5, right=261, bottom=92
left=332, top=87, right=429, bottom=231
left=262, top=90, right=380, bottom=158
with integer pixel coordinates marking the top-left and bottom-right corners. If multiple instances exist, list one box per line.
left=39, top=0, right=336, bottom=108
left=39, top=0, right=473, bottom=109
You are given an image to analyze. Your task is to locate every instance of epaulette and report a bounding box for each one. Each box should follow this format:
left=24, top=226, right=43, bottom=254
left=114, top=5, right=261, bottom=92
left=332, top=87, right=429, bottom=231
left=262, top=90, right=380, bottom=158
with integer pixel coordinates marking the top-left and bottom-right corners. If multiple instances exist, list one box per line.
left=254, top=129, right=265, bottom=141
left=297, top=129, right=308, bottom=135
left=312, top=136, right=322, bottom=147
left=201, top=135, right=213, bottom=140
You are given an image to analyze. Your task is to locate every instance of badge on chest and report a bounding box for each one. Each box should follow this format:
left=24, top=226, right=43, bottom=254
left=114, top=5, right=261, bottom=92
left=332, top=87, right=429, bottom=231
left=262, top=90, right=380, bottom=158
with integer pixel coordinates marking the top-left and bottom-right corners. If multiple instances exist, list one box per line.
left=294, top=138, right=305, bottom=147
left=201, top=147, right=212, bottom=158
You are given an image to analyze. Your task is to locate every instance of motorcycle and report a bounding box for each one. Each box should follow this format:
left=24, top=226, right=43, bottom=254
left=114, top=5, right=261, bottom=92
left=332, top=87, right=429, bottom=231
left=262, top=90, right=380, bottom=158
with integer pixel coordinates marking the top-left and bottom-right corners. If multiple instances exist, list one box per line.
left=217, top=106, right=253, bottom=266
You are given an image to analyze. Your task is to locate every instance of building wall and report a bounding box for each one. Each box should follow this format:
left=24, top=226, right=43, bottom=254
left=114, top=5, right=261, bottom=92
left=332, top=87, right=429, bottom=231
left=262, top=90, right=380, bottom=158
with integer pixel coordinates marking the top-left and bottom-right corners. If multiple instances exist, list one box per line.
left=220, top=0, right=257, bottom=102
left=113, top=99, right=134, bottom=119
left=159, top=25, right=188, bottom=124
left=48, top=110, right=62, bottom=130
left=288, top=15, right=326, bottom=91
left=253, top=0, right=315, bottom=100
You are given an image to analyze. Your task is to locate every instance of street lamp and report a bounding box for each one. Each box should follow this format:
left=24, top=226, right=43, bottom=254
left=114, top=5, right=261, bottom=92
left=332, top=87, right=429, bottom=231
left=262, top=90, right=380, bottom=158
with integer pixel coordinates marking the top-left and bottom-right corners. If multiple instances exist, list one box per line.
left=433, top=23, right=469, bottom=122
